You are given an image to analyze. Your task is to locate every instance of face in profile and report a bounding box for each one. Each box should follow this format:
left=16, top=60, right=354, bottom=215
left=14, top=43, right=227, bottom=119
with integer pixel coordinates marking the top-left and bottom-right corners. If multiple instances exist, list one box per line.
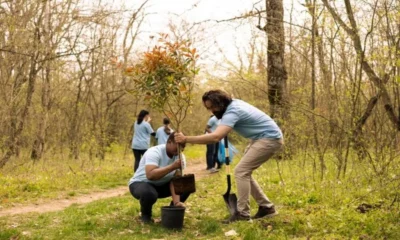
left=166, top=141, right=185, bottom=157
left=212, top=110, right=225, bottom=119
left=204, top=100, right=226, bottom=119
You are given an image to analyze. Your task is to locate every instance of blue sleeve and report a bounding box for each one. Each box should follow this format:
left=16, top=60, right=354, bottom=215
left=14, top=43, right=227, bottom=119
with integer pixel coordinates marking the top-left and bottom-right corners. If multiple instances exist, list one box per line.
left=220, top=109, right=239, bottom=128
left=155, top=128, right=159, bottom=139
left=207, top=118, right=214, bottom=127
left=145, top=150, right=160, bottom=166
left=146, top=122, right=154, bottom=134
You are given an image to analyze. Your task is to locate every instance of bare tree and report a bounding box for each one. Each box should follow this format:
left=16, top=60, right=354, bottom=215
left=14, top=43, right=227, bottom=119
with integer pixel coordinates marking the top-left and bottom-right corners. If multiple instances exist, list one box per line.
left=321, top=0, right=400, bottom=130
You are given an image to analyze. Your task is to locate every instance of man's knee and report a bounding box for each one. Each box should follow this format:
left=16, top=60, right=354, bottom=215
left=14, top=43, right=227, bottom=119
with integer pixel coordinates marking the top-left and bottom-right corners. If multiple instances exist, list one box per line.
left=234, top=165, right=250, bottom=179
left=140, top=189, right=158, bottom=203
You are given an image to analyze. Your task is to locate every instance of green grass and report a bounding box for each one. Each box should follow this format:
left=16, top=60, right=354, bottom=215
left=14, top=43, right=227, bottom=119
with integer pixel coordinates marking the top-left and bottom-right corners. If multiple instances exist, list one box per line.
left=0, top=145, right=206, bottom=207
left=182, top=144, right=205, bottom=160
left=0, top=152, right=132, bottom=207
left=1, top=145, right=399, bottom=239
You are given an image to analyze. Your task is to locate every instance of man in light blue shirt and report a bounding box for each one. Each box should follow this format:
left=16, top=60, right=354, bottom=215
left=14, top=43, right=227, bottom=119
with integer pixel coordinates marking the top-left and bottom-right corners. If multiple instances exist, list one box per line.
left=175, top=90, right=283, bottom=223
left=155, top=118, right=173, bottom=145
left=129, top=134, right=190, bottom=223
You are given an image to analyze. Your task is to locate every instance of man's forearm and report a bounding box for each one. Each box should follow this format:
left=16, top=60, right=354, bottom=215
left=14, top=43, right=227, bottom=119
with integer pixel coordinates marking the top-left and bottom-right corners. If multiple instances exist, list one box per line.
left=186, top=133, right=220, bottom=144
left=170, top=182, right=180, bottom=204
left=147, top=165, right=175, bottom=180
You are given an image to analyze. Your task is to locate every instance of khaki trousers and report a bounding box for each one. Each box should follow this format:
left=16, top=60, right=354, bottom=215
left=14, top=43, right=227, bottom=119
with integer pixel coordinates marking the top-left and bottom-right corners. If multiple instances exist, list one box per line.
left=234, top=138, right=283, bottom=217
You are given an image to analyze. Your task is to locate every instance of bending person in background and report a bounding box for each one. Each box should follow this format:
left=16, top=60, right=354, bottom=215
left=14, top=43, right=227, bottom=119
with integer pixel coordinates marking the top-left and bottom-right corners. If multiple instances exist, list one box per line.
left=131, top=110, right=155, bottom=172
left=128, top=134, right=189, bottom=223
left=205, top=115, right=220, bottom=173
left=155, top=118, right=173, bottom=145
left=175, top=89, right=283, bottom=223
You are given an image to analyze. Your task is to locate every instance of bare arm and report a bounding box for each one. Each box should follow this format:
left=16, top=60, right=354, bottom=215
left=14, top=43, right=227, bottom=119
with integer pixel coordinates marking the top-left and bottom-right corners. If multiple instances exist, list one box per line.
left=170, top=181, right=181, bottom=205
left=175, top=125, right=232, bottom=144
left=145, top=160, right=181, bottom=181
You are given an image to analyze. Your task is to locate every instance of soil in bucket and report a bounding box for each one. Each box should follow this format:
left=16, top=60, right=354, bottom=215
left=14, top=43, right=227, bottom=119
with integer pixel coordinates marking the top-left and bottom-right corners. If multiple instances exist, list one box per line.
left=161, top=206, right=185, bottom=229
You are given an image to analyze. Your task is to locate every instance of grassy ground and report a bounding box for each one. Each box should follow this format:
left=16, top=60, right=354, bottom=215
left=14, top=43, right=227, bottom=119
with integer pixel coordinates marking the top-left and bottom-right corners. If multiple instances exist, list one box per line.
left=1, top=145, right=399, bottom=239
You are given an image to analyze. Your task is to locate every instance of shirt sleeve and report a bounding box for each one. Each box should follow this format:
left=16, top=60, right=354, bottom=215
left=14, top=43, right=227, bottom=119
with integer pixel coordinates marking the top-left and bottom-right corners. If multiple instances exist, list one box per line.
left=145, top=149, right=160, bottom=166
left=220, top=108, right=240, bottom=128
left=155, top=128, right=159, bottom=139
left=146, top=122, right=154, bottom=134
left=206, top=118, right=214, bottom=127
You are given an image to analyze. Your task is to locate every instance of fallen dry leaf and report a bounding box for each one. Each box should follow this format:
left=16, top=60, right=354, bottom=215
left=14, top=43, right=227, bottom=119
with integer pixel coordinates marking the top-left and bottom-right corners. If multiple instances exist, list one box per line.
left=141, top=228, right=150, bottom=234
left=225, top=229, right=238, bottom=237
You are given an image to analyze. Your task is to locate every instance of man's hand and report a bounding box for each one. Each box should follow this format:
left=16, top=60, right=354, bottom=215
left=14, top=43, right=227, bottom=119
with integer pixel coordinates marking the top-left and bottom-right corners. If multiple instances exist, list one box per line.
left=145, top=159, right=180, bottom=181
left=174, top=132, right=187, bottom=144
left=172, top=159, right=182, bottom=170
left=174, top=202, right=185, bottom=207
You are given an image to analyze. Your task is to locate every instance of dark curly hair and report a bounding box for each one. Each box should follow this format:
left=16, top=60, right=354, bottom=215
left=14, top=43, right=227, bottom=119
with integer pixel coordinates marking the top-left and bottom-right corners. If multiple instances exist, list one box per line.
left=202, top=90, right=232, bottom=109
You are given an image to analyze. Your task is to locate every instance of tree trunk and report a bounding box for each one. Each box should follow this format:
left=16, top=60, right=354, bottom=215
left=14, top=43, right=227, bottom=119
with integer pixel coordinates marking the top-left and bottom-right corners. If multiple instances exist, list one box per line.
left=0, top=58, right=38, bottom=168
left=0, top=3, right=45, bottom=167
left=31, top=65, right=51, bottom=160
left=265, top=0, right=288, bottom=120
left=307, top=0, right=326, bottom=179
left=31, top=1, right=52, bottom=161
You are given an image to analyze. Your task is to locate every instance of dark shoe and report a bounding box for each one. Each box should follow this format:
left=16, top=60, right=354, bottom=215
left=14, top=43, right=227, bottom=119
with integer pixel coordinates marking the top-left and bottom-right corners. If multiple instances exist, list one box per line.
left=140, top=215, right=154, bottom=223
left=253, top=206, right=278, bottom=219
left=222, top=212, right=250, bottom=224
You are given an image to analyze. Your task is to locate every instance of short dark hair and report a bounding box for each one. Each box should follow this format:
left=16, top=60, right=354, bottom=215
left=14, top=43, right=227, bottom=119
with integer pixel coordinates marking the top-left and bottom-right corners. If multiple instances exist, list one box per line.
left=163, top=118, right=170, bottom=125
left=137, top=110, right=149, bottom=124
left=202, top=90, right=232, bottom=109
left=163, top=118, right=172, bottom=135
left=167, top=132, right=186, bottom=148
left=167, top=133, right=176, bottom=143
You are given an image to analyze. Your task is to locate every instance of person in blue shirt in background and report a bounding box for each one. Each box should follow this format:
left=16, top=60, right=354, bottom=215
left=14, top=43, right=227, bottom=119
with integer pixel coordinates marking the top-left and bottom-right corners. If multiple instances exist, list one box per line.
left=128, top=134, right=189, bottom=223
left=175, top=89, right=283, bottom=223
left=131, top=110, right=155, bottom=172
left=205, top=115, right=221, bottom=173
left=155, top=118, right=173, bottom=145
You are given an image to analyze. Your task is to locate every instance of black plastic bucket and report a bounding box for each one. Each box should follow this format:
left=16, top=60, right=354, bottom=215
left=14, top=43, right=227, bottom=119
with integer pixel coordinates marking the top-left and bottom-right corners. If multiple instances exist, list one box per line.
left=161, top=206, right=185, bottom=229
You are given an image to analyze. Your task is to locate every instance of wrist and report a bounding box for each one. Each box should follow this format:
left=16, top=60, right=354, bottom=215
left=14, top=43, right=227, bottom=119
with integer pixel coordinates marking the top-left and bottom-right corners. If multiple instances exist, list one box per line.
left=170, top=164, right=177, bottom=171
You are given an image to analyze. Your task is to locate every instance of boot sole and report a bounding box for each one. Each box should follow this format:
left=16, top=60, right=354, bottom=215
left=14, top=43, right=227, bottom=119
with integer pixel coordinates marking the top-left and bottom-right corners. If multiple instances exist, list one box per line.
left=253, top=211, right=279, bottom=219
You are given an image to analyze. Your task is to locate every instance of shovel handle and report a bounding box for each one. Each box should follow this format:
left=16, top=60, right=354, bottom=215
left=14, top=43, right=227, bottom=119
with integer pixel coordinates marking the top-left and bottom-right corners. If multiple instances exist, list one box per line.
left=224, top=136, right=230, bottom=174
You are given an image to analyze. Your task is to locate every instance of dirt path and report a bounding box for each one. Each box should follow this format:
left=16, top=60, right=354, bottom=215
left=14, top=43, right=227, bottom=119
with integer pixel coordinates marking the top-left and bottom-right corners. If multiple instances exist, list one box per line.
left=0, top=160, right=210, bottom=217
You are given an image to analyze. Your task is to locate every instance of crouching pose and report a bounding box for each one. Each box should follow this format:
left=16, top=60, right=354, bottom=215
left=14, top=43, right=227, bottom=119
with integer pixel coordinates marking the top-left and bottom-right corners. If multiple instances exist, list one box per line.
left=128, top=134, right=189, bottom=223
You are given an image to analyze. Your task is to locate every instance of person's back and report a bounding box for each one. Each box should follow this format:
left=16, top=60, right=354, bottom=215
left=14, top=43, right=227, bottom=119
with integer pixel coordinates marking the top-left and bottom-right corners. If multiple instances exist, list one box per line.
left=131, top=110, right=154, bottom=172
left=132, top=121, right=153, bottom=149
left=221, top=99, right=282, bottom=139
